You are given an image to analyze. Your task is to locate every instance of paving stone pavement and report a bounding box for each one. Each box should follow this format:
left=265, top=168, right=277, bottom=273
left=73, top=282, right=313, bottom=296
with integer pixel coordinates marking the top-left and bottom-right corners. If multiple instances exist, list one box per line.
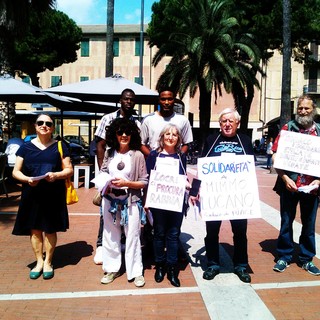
left=0, top=156, right=320, bottom=319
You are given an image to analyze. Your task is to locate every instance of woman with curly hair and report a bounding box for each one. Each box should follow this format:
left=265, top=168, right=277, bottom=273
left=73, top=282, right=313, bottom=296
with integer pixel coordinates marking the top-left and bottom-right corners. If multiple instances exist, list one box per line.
left=99, top=117, right=148, bottom=287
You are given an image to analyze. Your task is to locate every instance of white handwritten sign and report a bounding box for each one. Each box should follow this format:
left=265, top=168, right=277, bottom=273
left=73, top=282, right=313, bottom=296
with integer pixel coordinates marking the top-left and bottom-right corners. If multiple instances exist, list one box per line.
left=197, top=155, right=261, bottom=221
left=273, top=130, right=320, bottom=177
left=145, top=169, right=186, bottom=212
left=155, top=156, right=179, bottom=174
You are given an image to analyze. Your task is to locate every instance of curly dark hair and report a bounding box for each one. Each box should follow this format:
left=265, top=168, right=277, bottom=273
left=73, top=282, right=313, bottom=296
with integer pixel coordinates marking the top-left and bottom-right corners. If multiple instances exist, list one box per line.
left=105, top=117, right=141, bottom=154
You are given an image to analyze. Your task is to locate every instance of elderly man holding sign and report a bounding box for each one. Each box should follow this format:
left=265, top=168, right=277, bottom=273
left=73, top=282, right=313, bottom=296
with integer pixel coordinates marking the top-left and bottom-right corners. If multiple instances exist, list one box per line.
left=194, top=108, right=258, bottom=283
left=272, top=95, right=320, bottom=275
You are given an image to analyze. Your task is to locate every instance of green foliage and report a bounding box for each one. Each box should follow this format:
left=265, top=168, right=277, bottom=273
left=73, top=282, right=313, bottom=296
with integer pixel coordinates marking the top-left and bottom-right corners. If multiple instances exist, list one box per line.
left=8, top=9, right=82, bottom=86
left=147, top=0, right=262, bottom=138
left=231, top=0, right=320, bottom=62
left=0, top=0, right=56, bottom=73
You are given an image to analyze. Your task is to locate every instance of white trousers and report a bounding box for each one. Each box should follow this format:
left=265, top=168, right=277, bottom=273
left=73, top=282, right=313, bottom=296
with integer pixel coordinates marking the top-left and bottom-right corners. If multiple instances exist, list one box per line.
left=102, top=198, right=143, bottom=280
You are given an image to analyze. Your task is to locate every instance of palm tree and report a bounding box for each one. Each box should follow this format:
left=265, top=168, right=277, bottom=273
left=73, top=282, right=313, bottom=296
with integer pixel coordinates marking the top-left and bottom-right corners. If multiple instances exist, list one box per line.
left=280, top=0, right=292, bottom=127
left=149, top=0, right=261, bottom=145
left=106, top=0, right=114, bottom=77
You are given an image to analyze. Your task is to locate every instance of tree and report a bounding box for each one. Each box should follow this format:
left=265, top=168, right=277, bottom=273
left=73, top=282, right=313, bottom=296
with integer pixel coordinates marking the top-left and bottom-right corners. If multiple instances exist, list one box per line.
left=106, top=0, right=114, bottom=77
left=8, top=9, right=82, bottom=87
left=280, top=0, right=292, bottom=128
left=0, top=0, right=56, bottom=72
left=148, top=0, right=262, bottom=144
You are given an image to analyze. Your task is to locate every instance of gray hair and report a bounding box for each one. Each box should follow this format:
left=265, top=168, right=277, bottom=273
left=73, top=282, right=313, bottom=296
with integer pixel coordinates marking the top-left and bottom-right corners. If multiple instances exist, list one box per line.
left=218, top=108, right=241, bottom=122
left=157, top=124, right=182, bottom=152
left=297, top=94, right=317, bottom=109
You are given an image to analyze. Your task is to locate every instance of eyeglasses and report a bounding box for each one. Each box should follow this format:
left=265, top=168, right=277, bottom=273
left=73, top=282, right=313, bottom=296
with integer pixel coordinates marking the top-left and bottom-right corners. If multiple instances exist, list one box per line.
left=36, top=121, right=53, bottom=128
left=116, top=129, right=132, bottom=136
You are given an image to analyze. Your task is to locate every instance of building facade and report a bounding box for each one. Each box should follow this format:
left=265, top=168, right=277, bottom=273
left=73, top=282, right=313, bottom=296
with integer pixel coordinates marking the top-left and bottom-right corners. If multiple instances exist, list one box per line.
left=32, top=24, right=314, bottom=142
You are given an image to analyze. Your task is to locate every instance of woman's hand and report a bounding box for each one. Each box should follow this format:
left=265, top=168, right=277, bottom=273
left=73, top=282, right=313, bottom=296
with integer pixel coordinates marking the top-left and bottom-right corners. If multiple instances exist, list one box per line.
left=27, top=178, right=39, bottom=187
left=189, top=195, right=199, bottom=206
left=111, top=177, right=127, bottom=188
left=45, top=172, right=57, bottom=183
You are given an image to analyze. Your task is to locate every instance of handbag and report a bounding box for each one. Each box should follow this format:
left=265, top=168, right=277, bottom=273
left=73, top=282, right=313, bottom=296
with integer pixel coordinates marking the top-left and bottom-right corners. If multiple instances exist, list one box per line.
left=58, top=141, right=79, bottom=205
left=93, top=191, right=102, bottom=206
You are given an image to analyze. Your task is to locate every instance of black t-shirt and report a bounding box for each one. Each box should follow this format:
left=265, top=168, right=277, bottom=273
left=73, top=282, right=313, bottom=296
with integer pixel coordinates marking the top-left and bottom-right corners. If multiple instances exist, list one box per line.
left=202, top=133, right=254, bottom=157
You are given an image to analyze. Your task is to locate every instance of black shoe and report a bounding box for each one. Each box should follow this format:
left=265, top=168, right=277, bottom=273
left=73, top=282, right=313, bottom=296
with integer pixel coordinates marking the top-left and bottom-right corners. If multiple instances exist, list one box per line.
left=203, top=266, right=220, bottom=280
left=234, top=268, right=251, bottom=283
left=167, top=266, right=180, bottom=287
left=154, top=265, right=166, bottom=283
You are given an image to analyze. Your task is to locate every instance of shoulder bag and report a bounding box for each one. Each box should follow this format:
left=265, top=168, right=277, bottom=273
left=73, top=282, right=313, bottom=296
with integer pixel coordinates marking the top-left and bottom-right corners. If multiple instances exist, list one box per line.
left=58, top=141, right=79, bottom=205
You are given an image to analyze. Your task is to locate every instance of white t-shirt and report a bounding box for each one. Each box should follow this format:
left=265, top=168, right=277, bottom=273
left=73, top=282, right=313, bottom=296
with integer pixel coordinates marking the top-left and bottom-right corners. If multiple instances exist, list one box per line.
left=140, top=111, right=193, bottom=150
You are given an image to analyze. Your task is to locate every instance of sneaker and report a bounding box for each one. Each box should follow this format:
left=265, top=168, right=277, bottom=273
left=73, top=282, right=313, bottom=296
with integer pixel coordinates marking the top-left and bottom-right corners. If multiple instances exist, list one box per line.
left=94, top=246, right=103, bottom=265
left=101, top=272, right=120, bottom=284
left=301, top=262, right=320, bottom=276
left=134, top=275, right=145, bottom=287
left=273, top=259, right=289, bottom=272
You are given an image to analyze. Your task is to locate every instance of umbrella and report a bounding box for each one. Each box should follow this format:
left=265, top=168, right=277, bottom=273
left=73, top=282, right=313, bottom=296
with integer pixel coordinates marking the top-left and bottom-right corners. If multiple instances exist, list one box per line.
left=0, top=74, right=73, bottom=104
left=45, top=74, right=159, bottom=105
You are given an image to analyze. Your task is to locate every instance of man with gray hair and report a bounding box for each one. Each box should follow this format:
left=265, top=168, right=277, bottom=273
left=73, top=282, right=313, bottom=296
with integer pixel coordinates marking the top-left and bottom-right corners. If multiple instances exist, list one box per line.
left=272, top=95, right=320, bottom=275
left=200, top=107, right=254, bottom=283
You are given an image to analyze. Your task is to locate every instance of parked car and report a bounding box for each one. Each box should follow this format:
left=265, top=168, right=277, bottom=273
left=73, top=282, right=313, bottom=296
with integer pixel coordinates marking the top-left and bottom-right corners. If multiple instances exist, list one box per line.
left=64, top=135, right=89, bottom=150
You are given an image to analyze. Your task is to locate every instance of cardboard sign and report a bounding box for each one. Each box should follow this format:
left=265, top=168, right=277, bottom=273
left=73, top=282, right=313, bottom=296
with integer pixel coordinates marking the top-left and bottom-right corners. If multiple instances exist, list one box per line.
left=145, top=169, right=186, bottom=212
left=197, top=155, right=261, bottom=221
left=155, top=156, right=179, bottom=174
left=273, top=130, right=320, bottom=177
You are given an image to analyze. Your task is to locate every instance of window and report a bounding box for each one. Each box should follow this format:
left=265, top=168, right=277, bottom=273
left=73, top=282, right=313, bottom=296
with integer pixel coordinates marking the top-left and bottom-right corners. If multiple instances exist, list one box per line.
left=80, top=76, right=89, bottom=82
left=22, top=76, right=30, bottom=84
left=135, top=38, right=143, bottom=56
left=81, top=39, right=90, bottom=57
left=113, top=38, right=119, bottom=57
left=134, top=77, right=143, bottom=85
left=51, top=76, right=61, bottom=87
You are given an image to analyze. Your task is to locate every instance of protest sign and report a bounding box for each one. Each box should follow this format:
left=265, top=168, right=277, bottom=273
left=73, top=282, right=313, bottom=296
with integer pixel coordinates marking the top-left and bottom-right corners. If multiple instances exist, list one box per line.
left=155, top=156, right=179, bottom=174
left=145, top=169, right=186, bottom=212
left=197, top=155, right=261, bottom=221
left=273, top=130, right=320, bottom=177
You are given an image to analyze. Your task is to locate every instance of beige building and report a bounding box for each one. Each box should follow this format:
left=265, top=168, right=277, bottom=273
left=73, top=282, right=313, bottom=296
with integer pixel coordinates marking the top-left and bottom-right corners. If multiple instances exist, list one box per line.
left=31, top=24, right=313, bottom=142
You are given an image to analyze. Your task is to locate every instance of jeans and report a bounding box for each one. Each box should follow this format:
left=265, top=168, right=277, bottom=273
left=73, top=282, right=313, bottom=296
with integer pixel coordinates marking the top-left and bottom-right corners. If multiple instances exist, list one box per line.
left=204, top=219, right=248, bottom=269
left=152, top=208, right=184, bottom=266
left=266, top=154, right=272, bottom=168
left=277, top=189, right=319, bottom=264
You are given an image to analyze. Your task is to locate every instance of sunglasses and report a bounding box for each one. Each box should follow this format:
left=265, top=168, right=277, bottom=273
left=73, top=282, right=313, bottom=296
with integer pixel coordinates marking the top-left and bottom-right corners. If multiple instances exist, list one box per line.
left=116, top=129, right=132, bottom=136
left=36, top=120, right=53, bottom=128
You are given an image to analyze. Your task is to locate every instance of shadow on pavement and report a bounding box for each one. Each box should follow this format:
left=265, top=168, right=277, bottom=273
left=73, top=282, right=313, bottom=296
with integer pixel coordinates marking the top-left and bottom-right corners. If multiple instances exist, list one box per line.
left=27, top=240, right=94, bottom=270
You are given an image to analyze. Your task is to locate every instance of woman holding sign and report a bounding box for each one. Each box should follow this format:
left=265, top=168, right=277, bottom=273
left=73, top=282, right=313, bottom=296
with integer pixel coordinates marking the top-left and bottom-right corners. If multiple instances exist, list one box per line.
left=145, top=124, right=188, bottom=287
left=99, top=118, right=148, bottom=287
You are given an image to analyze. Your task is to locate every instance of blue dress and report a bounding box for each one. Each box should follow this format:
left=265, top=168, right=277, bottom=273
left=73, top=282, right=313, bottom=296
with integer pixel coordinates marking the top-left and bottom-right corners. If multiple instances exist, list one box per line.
left=12, top=141, right=70, bottom=236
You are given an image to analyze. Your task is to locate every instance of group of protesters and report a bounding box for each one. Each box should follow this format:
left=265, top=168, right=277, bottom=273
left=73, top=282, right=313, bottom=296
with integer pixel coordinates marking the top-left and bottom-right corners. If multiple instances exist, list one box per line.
left=11, top=90, right=320, bottom=286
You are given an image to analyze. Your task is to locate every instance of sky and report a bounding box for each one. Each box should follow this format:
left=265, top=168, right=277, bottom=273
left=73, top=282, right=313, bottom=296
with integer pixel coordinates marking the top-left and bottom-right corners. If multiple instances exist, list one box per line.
left=56, top=0, right=155, bottom=25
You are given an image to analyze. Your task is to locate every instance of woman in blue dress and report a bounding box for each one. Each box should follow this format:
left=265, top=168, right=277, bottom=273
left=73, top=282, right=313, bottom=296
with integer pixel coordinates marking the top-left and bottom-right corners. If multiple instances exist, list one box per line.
left=12, top=114, right=73, bottom=280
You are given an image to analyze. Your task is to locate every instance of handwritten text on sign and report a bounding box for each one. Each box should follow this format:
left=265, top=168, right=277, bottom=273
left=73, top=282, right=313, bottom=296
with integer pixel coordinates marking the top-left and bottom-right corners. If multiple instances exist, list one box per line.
left=145, top=170, right=186, bottom=212
left=273, top=130, right=320, bottom=177
left=197, top=155, right=261, bottom=221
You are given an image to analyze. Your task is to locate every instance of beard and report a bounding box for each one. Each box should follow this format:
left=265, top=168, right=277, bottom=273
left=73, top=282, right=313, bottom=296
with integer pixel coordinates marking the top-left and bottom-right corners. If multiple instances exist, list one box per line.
left=295, top=109, right=317, bottom=128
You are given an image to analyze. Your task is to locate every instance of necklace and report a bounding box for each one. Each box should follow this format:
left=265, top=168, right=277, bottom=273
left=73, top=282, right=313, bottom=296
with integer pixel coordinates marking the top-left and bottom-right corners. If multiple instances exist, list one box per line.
left=116, top=150, right=129, bottom=170
left=117, top=160, right=125, bottom=170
